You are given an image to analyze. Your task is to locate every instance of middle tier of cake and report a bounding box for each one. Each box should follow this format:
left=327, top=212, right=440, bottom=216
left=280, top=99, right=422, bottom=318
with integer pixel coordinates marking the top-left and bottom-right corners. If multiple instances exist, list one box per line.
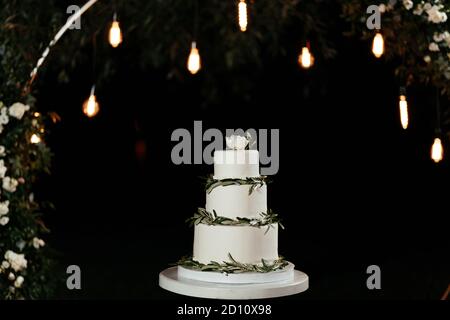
left=206, top=184, right=267, bottom=219
left=193, top=224, right=278, bottom=264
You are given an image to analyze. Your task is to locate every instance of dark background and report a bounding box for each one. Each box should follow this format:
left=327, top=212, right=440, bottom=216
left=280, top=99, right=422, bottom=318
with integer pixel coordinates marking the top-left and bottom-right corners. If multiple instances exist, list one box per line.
left=33, top=15, right=449, bottom=300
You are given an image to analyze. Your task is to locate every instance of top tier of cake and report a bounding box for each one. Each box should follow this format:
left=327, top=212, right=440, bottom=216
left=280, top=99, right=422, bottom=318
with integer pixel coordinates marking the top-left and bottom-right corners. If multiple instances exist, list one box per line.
left=213, top=150, right=259, bottom=179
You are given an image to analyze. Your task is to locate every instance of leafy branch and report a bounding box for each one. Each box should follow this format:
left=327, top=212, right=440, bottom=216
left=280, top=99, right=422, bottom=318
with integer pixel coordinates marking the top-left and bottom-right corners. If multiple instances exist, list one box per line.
left=186, top=208, right=284, bottom=233
left=176, top=253, right=288, bottom=274
left=204, top=175, right=270, bottom=195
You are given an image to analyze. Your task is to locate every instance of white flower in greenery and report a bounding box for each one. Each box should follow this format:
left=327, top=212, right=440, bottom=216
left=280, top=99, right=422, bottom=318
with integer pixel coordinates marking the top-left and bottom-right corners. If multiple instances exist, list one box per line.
left=2, top=260, right=10, bottom=269
left=429, top=42, right=440, bottom=52
left=32, top=237, right=45, bottom=249
left=403, top=0, right=413, bottom=10
left=8, top=102, right=30, bottom=120
left=426, top=5, right=447, bottom=23
left=0, top=145, right=5, bottom=157
left=0, top=216, right=9, bottom=226
left=424, top=55, right=431, bottom=63
left=2, top=176, right=18, bottom=192
left=14, top=276, right=24, bottom=288
left=0, top=107, right=9, bottom=125
left=0, top=200, right=9, bottom=216
left=0, top=159, right=7, bottom=178
left=8, top=272, right=15, bottom=281
left=226, top=135, right=249, bottom=150
left=379, top=4, right=386, bottom=13
left=4, top=250, right=27, bottom=272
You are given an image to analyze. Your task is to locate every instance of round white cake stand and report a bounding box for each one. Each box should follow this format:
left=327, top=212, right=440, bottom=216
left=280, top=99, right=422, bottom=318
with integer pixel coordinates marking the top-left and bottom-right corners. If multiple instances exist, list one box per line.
left=159, top=266, right=309, bottom=300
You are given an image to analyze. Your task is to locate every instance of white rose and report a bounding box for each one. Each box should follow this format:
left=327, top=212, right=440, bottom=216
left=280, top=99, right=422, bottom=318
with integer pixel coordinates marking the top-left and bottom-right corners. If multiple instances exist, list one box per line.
left=2, top=260, right=10, bottom=269
left=403, top=0, right=413, bottom=10
left=33, top=237, right=45, bottom=249
left=424, top=55, right=431, bottom=63
left=427, top=5, right=446, bottom=23
left=8, top=272, right=15, bottom=281
left=0, top=200, right=9, bottom=216
left=8, top=102, right=30, bottom=120
left=0, top=107, right=9, bottom=125
left=0, top=159, right=7, bottom=178
left=4, top=250, right=28, bottom=272
left=0, top=145, right=5, bottom=157
left=14, top=276, right=24, bottom=288
left=7, top=253, right=27, bottom=272
left=2, top=176, right=18, bottom=192
left=225, top=135, right=249, bottom=150
left=429, top=42, right=440, bottom=52
left=0, top=216, right=9, bottom=226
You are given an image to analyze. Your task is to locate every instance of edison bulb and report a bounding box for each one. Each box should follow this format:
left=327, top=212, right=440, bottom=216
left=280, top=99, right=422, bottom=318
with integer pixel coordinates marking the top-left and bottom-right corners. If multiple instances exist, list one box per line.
left=238, top=0, right=248, bottom=32
left=108, top=18, right=122, bottom=48
left=82, top=88, right=100, bottom=118
left=30, top=133, right=41, bottom=144
left=431, top=138, right=443, bottom=163
left=298, top=46, right=314, bottom=69
left=372, top=33, right=384, bottom=58
left=187, top=41, right=201, bottom=74
left=399, top=95, right=409, bottom=129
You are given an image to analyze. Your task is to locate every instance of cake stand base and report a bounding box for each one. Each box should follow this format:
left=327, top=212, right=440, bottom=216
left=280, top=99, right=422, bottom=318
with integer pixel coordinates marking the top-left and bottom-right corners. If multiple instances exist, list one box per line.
left=159, top=266, right=308, bottom=300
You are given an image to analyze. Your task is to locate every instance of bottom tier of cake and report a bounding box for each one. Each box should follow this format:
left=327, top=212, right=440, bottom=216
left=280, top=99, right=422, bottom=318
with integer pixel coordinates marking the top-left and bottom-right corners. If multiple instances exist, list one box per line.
left=193, top=224, right=278, bottom=264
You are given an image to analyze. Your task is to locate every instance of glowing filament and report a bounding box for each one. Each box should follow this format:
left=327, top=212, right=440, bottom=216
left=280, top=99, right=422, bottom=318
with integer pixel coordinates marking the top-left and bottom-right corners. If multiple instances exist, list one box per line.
left=82, top=86, right=100, bottom=118
left=431, top=138, right=443, bottom=163
left=399, top=95, right=409, bottom=129
left=372, top=33, right=384, bottom=58
left=109, top=19, right=123, bottom=48
left=298, top=46, right=314, bottom=69
left=238, top=0, right=248, bottom=32
left=187, top=41, right=201, bottom=74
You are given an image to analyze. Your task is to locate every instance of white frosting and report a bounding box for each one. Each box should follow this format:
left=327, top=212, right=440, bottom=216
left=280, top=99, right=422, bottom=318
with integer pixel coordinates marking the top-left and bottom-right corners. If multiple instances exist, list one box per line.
left=213, top=150, right=259, bottom=179
left=206, top=184, right=267, bottom=219
left=193, top=224, right=278, bottom=264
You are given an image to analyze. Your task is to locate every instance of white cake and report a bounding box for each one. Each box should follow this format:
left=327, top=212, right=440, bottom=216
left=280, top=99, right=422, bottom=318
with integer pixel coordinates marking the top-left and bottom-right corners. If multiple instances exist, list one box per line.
left=192, top=149, right=279, bottom=265
left=160, top=135, right=309, bottom=298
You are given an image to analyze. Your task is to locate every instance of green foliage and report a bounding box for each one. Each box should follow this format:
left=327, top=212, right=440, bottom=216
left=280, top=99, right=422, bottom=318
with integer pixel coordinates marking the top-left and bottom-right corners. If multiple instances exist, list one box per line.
left=204, top=175, right=270, bottom=194
left=341, top=0, right=450, bottom=96
left=186, top=207, right=284, bottom=232
left=0, top=2, right=57, bottom=300
left=177, top=253, right=288, bottom=274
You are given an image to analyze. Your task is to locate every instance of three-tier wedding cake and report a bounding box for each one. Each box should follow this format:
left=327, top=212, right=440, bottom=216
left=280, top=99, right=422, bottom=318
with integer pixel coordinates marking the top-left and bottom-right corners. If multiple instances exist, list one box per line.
left=159, top=134, right=308, bottom=299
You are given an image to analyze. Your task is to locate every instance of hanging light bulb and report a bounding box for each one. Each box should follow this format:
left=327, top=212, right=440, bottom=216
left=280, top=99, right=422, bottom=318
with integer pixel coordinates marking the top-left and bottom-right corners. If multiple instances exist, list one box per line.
left=82, top=85, right=100, bottom=118
left=431, top=137, right=444, bottom=163
left=399, top=88, right=409, bottom=130
left=30, top=133, right=41, bottom=144
left=108, top=13, right=122, bottom=48
left=372, top=32, right=384, bottom=58
left=187, top=41, right=201, bottom=74
left=238, top=0, right=248, bottom=32
left=298, top=43, right=314, bottom=69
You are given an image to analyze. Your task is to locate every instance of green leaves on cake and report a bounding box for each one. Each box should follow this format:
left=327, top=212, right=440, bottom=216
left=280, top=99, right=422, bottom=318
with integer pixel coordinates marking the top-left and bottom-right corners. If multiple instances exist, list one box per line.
left=176, top=254, right=288, bottom=274
left=204, top=175, right=270, bottom=195
left=186, top=208, right=284, bottom=233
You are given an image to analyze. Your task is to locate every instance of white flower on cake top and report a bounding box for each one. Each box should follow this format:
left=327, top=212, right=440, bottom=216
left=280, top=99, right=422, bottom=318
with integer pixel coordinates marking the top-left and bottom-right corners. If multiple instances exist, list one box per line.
left=225, top=134, right=250, bottom=150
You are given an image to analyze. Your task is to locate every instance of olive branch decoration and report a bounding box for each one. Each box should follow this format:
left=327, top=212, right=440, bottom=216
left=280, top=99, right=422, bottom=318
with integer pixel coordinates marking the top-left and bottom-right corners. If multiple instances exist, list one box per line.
left=186, top=208, right=284, bottom=234
left=176, top=254, right=288, bottom=274
left=203, top=175, right=270, bottom=195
